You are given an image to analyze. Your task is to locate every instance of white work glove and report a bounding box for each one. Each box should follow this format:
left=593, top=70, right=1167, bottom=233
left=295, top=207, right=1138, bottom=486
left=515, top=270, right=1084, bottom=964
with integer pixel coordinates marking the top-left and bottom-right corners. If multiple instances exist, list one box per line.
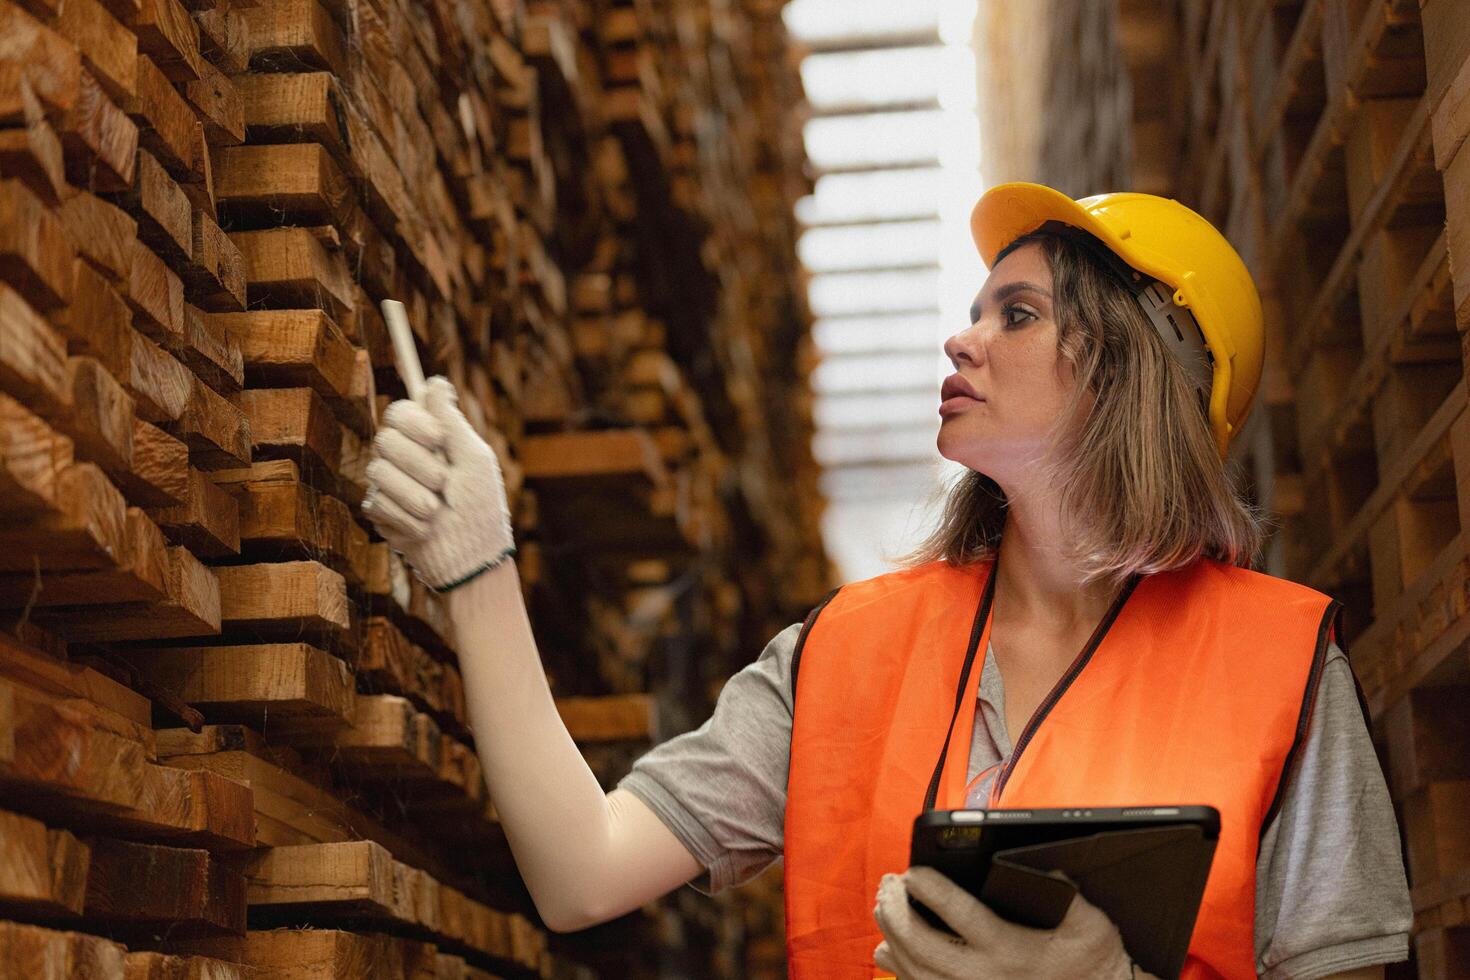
left=361, top=376, right=516, bottom=592
left=873, top=867, right=1156, bottom=979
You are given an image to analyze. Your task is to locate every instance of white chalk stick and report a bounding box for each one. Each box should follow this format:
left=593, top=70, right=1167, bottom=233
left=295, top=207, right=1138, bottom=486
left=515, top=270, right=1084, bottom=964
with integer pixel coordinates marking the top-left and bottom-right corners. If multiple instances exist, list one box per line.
left=381, top=298, right=426, bottom=404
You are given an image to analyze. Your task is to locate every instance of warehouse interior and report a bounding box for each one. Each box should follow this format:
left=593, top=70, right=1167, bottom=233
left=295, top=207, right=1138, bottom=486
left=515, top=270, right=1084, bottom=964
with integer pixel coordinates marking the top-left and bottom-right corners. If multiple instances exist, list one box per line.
left=0, top=0, right=1468, bottom=976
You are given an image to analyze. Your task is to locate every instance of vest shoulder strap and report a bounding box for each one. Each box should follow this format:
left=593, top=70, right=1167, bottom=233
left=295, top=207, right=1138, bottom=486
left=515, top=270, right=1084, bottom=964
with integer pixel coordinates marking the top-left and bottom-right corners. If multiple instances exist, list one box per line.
left=1259, top=596, right=1343, bottom=837
left=789, top=586, right=839, bottom=702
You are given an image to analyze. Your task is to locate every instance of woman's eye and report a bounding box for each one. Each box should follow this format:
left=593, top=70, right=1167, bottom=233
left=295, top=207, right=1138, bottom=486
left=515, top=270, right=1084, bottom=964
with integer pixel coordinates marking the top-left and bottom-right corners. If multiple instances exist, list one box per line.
left=1000, top=305, right=1034, bottom=328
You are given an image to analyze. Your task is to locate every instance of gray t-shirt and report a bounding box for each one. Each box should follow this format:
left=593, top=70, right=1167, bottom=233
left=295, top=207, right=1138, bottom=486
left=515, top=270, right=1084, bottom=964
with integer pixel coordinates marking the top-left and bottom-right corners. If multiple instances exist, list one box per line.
left=618, top=622, right=1412, bottom=980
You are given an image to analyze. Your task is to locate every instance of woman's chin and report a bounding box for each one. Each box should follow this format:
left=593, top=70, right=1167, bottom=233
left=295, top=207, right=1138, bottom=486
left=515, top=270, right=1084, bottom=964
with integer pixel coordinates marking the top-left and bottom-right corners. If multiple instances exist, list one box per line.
left=936, top=435, right=992, bottom=473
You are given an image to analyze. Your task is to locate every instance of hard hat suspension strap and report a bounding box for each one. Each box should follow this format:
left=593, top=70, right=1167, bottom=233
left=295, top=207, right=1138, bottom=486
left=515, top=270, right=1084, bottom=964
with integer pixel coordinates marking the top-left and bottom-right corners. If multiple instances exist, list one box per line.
left=997, top=220, right=1214, bottom=412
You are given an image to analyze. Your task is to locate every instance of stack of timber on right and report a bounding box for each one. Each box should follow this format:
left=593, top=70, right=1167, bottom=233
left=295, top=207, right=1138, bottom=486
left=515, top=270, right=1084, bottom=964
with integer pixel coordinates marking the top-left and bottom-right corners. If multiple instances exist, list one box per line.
left=980, top=0, right=1470, bottom=974
left=1166, top=1, right=1470, bottom=975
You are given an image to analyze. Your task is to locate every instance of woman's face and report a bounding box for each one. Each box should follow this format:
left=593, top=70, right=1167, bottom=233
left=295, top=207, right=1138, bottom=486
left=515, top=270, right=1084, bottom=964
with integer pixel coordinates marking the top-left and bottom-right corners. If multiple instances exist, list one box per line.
left=937, top=241, right=1082, bottom=481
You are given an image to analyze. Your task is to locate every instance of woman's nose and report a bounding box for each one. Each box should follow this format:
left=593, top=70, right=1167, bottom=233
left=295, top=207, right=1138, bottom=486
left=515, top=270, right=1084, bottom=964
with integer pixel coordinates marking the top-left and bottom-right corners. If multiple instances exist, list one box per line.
left=944, top=324, right=986, bottom=367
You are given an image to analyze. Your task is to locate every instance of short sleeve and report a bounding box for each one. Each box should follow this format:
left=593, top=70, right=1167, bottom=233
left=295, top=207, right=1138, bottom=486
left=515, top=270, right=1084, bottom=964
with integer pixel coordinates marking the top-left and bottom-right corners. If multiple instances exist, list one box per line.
left=1253, top=642, right=1412, bottom=980
left=616, top=622, right=802, bottom=895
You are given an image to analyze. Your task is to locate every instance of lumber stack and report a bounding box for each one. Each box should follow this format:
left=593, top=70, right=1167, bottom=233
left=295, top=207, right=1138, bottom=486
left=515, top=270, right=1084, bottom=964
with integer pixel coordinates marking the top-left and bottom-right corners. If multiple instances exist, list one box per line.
left=1170, top=5, right=1466, bottom=975
left=984, top=1, right=1470, bottom=976
left=0, top=0, right=827, bottom=974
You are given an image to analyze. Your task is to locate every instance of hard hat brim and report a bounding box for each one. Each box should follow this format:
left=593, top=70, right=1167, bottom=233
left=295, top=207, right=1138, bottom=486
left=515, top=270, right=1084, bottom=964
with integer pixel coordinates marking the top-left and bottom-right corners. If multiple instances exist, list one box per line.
left=971, top=182, right=1123, bottom=271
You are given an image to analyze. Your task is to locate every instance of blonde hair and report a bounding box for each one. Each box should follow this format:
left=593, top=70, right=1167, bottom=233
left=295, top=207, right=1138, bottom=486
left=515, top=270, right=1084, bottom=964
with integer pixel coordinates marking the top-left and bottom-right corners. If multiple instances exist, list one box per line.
left=899, top=230, right=1266, bottom=589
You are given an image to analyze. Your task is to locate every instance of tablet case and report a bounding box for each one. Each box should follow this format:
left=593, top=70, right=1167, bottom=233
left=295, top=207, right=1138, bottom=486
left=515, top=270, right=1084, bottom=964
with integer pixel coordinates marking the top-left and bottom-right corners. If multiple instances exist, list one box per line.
left=977, top=824, right=1213, bottom=979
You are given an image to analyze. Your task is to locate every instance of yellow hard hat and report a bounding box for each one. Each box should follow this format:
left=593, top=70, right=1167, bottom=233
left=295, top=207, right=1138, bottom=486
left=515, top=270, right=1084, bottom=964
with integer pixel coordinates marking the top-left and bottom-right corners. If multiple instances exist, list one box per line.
left=969, top=182, right=1264, bottom=456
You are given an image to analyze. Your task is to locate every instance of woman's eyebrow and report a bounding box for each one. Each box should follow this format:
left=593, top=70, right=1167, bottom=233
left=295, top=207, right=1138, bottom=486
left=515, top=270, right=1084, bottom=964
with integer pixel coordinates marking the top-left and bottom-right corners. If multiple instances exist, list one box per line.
left=970, top=281, right=1054, bottom=322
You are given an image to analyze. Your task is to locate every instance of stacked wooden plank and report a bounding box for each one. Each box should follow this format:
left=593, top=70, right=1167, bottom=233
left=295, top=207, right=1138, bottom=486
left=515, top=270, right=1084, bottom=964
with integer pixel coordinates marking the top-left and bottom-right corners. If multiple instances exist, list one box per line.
left=0, top=0, right=826, bottom=974
left=1172, top=6, right=1466, bottom=974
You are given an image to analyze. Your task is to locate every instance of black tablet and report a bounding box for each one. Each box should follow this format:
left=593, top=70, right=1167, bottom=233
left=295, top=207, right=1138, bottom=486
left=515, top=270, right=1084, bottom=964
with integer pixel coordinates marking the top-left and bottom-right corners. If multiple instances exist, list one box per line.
left=907, top=806, right=1220, bottom=980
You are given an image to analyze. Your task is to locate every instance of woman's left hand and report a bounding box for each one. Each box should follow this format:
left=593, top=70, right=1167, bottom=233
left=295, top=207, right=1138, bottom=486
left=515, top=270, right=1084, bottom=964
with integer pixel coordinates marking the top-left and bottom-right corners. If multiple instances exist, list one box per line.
left=873, top=866, right=1148, bottom=979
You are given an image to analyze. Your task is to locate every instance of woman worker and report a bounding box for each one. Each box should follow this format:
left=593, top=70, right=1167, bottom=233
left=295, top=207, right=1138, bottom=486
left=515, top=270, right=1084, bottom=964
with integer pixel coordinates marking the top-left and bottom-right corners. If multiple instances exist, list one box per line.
left=360, top=183, right=1412, bottom=979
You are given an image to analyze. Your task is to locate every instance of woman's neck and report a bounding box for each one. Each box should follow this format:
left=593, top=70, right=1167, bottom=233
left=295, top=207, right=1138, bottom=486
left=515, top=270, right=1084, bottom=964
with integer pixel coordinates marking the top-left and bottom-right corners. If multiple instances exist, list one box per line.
left=993, top=485, right=1118, bottom=631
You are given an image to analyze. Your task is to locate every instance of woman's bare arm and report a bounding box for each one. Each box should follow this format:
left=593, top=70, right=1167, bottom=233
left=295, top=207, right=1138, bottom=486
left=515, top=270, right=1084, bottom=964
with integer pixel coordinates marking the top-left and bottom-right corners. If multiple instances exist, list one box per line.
left=446, top=559, right=704, bottom=931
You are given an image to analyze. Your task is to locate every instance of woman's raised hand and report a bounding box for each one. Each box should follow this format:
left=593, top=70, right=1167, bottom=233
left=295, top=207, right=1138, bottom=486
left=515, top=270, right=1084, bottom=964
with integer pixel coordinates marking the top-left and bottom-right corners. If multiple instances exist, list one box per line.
left=362, top=375, right=515, bottom=592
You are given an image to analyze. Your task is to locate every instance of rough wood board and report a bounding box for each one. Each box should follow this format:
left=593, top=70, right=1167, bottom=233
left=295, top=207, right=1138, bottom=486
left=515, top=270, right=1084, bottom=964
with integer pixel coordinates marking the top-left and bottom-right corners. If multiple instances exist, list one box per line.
left=0, top=279, right=68, bottom=414
left=213, top=142, right=352, bottom=226
left=235, top=71, right=347, bottom=159
left=167, top=303, right=245, bottom=392
left=0, top=392, right=73, bottom=515
left=53, top=355, right=131, bottom=478
left=0, top=808, right=90, bottom=915
left=243, top=839, right=401, bottom=916
left=118, top=417, right=187, bottom=507
left=229, top=225, right=354, bottom=317
left=0, top=462, right=127, bottom=572
left=154, top=729, right=459, bottom=882
left=112, top=147, right=193, bottom=270
left=242, top=0, right=348, bottom=77
left=160, top=930, right=443, bottom=980
left=194, top=6, right=251, bottom=76
left=83, top=836, right=246, bottom=934
left=173, top=376, right=252, bottom=468
left=220, top=461, right=370, bottom=583
left=1444, top=139, right=1470, bottom=326
left=122, top=53, right=203, bottom=181
left=1431, top=39, right=1470, bottom=170
left=0, top=178, right=75, bottom=311
left=57, top=67, right=138, bottom=193
left=132, top=0, right=205, bottom=82
left=231, top=385, right=344, bottom=476
left=554, top=694, right=654, bottom=743
left=123, top=642, right=355, bottom=729
left=52, top=0, right=136, bottom=103
left=0, top=629, right=150, bottom=724
left=55, top=544, right=222, bottom=640
left=0, top=504, right=169, bottom=606
left=0, top=109, right=66, bottom=208
left=0, top=3, right=82, bottom=120
left=186, top=211, right=248, bottom=313
left=0, top=920, right=126, bottom=979
left=122, top=950, right=246, bottom=980
left=148, top=464, right=241, bottom=557
left=214, top=559, right=350, bottom=637
left=0, top=678, right=253, bottom=848
left=206, top=308, right=356, bottom=400
left=126, top=331, right=193, bottom=422
left=181, top=55, right=244, bottom=146
left=127, top=238, right=186, bottom=343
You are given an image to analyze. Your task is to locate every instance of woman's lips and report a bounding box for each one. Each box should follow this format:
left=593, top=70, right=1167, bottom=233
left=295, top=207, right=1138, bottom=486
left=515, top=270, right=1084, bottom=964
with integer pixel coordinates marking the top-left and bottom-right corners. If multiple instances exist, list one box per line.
left=939, top=374, right=982, bottom=416
left=938, top=394, right=981, bottom=416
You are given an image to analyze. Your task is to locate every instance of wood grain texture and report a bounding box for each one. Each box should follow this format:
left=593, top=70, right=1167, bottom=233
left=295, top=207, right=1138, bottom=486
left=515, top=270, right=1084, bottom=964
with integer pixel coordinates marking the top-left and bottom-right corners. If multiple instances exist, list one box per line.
left=0, top=178, right=75, bottom=311
left=148, top=464, right=240, bottom=556
left=52, top=0, right=136, bottom=103
left=124, top=642, right=355, bottom=732
left=214, top=559, right=350, bottom=645
left=0, top=279, right=68, bottom=415
left=0, top=808, right=90, bottom=915
left=56, top=190, right=137, bottom=286
left=0, top=677, right=253, bottom=848
left=0, top=461, right=127, bottom=572
left=0, top=920, right=126, bottom=980
left=122, top=53, right=204, bottom=181
left=0, top=2, right=81, bottom=121
left=57, top=68, right=138, bottom=194
left=0, top=392, right=73, bottom=515
left=82, top=837, right=245, bottom=935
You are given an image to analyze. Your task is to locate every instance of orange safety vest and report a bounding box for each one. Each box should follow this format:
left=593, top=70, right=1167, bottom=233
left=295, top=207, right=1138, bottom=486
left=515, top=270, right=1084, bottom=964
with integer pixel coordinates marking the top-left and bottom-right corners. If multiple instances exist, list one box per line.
left=783, top=556, right=1338, bottom=980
